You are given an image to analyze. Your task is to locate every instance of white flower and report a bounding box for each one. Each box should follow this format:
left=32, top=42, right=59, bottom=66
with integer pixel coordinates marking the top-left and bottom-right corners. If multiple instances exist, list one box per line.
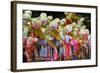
left=32, top=18, right=42, bottom=29
left=49, top=22, right=57, bottom=29
left=72, top=23, right=77, bottom=27
left=48, top=16, right=53, bottom=21
left=23, top=10, right=32, bottom=25
left=81, top=25, right=86, bottom=29
left=23, top=19, right=28, bottom=25
left=40, top=13, right=47, bottom=17
left=64, top=12, right=68, bottom=15
left=85, top=29, right=89, bottom=34
left=77, top=17, right=85, bottom=25
left=77, top=20, right=83, bottom=25
left=77, top=24, right=81, bottom=28
left=24, top=10, right=32, bottom=16
left=80, top=17, right=85, bottom=22
left=49, top=18, right=60, bottom=29
left=23, top=13, right=31, bottom=20
left=79, top=28, right=86, bottom=35
left=54, top=18, right=60, bottom=23
left=60, top=19, right=66, bottom=25
left=64, top=25, right=73, bottom=33
left=40, top=13, right=48, bottom=26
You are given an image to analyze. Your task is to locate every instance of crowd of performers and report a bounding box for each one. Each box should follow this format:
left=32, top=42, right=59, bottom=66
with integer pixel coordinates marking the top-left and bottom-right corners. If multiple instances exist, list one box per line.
left=23, top=10, right=91, bottom=62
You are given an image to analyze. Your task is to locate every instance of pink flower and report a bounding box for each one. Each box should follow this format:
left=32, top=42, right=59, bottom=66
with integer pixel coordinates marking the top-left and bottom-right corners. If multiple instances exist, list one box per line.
left=32, top=18, right=42, bottom=29
left=26, top=37, right=38, bottom=48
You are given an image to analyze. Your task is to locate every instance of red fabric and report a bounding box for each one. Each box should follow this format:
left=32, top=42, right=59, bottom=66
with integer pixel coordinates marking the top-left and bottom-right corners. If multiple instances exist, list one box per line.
left=66, top=19, right=72, bottom=24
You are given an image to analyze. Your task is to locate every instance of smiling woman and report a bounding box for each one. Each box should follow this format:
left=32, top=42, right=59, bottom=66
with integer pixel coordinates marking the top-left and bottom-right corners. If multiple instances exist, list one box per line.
left=11, top=1, right=97, bottom=72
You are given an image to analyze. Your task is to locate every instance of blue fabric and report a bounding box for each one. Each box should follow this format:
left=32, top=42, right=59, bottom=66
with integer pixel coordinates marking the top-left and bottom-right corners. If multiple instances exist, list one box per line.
left=65, top=35, right=72, bottom=43
left=40, top=46, right=47, bottom=57
left=72, top=55, right=77, bottom=60
left=56, top=40, right=61, bottom=47
left=59, top=46, right=64, bottom=57
left=39, top=39, right=47, bottom=45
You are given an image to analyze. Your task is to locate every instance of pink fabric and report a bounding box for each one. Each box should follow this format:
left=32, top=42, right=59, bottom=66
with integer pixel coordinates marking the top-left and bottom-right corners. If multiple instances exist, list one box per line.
left=70, top=39, right=78, bottom=46
left=65, top=43, right=72, bottom=57
left=26, top=37, right=38, bottom=48
left=71, top=39, right=80, bottom=55
left=83, top=34, right=88, bottom=40
left=24, top=37, right=38, bottom=61
left=54, top=48, right=58, bottom=60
